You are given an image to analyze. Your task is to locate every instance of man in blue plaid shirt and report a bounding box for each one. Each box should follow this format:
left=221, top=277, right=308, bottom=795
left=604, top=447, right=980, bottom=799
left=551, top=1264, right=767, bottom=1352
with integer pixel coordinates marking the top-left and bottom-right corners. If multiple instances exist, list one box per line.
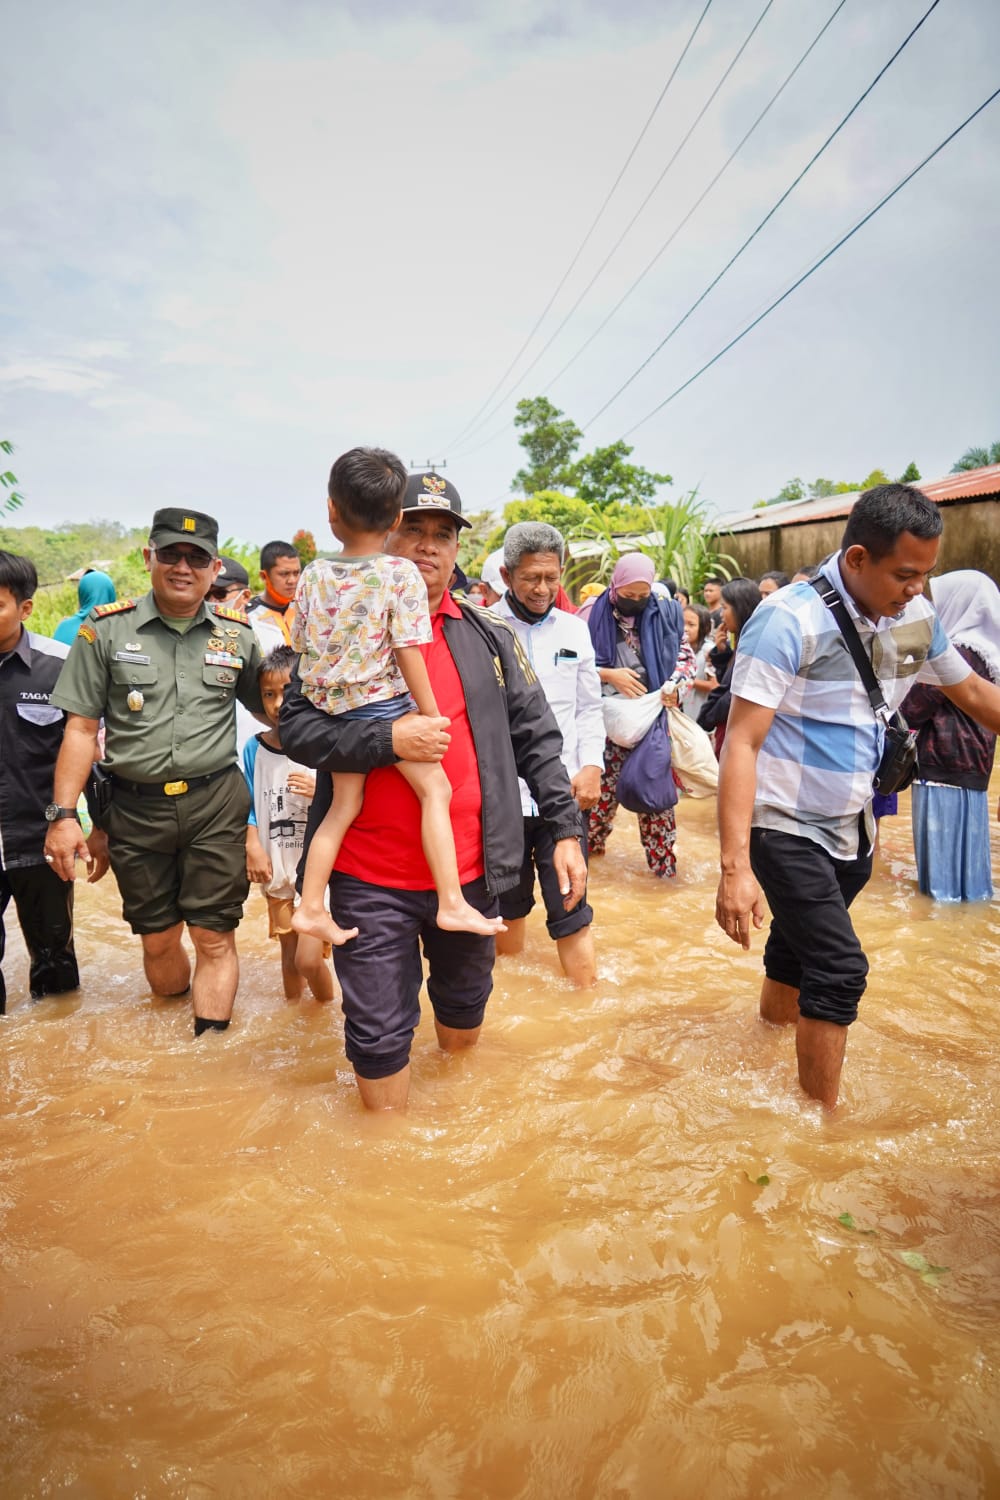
left=716, top=484, right=1000, bottom=1108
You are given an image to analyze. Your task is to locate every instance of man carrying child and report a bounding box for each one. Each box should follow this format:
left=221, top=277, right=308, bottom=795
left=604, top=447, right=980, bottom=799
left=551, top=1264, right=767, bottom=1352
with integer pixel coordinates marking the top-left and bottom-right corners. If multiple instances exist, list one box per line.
left=281, top=457, right=586, bottom=1111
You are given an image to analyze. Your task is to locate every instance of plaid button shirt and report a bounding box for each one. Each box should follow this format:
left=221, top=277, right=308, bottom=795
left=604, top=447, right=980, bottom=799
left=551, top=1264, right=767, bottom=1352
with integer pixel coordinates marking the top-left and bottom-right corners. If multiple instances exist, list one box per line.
left=731, top=555, right=970, bottom=858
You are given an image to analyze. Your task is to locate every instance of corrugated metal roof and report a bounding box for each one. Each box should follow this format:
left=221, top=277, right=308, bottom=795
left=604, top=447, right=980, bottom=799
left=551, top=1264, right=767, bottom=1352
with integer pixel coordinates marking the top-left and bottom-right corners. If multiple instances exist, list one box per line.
left=718, top=465, right=1000, bottom=535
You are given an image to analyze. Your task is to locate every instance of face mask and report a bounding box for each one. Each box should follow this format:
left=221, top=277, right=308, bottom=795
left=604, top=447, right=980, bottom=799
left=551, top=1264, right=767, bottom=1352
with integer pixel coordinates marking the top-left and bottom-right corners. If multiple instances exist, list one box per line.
left=615, top=595, right=648, bottom=618
left=505, top=589, right=555, bottom=626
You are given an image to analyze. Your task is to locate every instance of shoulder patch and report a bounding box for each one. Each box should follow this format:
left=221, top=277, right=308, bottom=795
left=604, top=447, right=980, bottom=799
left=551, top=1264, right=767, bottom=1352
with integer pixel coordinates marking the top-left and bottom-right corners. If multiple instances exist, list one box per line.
left=91, top=598, right=136, bottom=618
left=211, top=604, right=251, bottom=625
left=79, top=623, right=97, bottom=643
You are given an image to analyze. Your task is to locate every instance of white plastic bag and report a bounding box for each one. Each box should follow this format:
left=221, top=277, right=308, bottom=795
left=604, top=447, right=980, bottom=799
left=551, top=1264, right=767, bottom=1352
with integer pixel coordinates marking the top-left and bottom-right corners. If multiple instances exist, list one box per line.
left=602, top=688, right=664, bottom=748
left=667, top=706, right=718, bottom=797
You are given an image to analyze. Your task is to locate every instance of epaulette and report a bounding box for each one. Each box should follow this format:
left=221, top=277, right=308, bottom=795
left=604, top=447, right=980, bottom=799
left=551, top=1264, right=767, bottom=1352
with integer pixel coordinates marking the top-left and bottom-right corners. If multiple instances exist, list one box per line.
left=210, top=603, right=251, bottom=626
left=91, top=598, right=137, bottom=618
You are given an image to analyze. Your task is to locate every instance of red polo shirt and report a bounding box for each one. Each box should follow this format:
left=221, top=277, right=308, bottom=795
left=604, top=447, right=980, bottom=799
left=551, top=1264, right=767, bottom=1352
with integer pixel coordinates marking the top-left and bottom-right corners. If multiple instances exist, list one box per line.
left=334, top=590, right=485, bottom=890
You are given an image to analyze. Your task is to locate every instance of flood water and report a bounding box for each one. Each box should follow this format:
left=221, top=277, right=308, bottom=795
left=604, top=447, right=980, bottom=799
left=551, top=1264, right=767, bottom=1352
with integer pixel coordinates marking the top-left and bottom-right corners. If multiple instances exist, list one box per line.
left=2, top=780, right=999, bottom=1499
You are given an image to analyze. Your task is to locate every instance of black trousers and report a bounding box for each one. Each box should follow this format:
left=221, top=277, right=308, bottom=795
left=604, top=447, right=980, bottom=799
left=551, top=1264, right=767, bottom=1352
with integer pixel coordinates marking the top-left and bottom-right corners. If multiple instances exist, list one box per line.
left=0, top=862, right=79, bottom=1013
left=749, top=826, right=872, bottom=1027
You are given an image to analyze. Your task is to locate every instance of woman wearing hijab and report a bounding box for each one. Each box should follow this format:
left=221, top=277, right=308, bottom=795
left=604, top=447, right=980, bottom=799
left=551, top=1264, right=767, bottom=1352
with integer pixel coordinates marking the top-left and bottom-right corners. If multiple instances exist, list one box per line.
left=53, top=570, right=117, bottom=645
left=902, top=570, right=1000, bottom=901
left=586, top=553, right=695, bottom=877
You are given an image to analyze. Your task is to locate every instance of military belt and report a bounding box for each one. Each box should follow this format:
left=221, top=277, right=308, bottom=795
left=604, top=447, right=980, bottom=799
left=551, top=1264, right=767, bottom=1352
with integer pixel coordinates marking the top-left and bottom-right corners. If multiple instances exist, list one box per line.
left=110, top=765, right=235, bottom=798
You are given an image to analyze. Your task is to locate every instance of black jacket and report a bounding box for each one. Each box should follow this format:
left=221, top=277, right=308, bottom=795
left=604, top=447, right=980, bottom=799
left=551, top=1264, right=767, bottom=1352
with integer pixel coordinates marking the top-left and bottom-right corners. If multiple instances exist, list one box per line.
left=0, top=629, right=70, bottom=871
left=279, top=596, right=582, bottom=896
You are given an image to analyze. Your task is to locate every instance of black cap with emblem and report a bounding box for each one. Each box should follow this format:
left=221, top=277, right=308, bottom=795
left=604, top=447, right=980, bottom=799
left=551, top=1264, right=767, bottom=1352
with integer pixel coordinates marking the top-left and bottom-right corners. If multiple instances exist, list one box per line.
left=401, top=472, right=471, bottom=530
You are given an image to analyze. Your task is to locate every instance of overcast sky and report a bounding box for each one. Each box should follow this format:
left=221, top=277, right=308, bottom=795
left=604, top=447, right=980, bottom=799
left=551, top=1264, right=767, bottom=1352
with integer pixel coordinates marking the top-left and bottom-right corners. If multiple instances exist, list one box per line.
left=3, top=0, right=998, bottom=545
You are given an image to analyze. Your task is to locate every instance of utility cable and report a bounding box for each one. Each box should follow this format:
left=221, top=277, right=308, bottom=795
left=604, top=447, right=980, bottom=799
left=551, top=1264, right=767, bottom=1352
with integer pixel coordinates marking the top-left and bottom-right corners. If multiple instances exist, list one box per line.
left=543, top=0, right=850, bottom=392
left=441, top=0, right=714, bottom=453
left=450, top=0, right=773, bottom=455
left=584, top=0, right=942, bottom=428
left=614, top=85, right=1000, bottom=440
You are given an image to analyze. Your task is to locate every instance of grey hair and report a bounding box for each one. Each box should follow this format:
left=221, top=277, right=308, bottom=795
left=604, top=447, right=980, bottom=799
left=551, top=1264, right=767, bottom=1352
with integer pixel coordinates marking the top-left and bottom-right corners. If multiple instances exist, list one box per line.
left=503, top=521, right=565, bottom=572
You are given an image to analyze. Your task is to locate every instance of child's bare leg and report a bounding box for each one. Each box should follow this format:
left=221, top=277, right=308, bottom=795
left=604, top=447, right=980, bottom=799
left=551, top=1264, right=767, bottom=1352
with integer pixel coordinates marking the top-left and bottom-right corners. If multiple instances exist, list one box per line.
left=278, top=930, right=305, bottom=1000
left=291, top=772, right=363, bottom=946
left=396, top=760, right=506, bottom=937
left=294, top=933, right=334, bottom=1003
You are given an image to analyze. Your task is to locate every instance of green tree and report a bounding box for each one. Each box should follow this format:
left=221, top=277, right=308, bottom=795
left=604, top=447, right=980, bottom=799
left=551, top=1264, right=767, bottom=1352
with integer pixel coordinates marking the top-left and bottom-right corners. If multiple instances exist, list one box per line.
left=1, top=440, right=24, bottom=515
left=512, top=397, right=581, bottom=495
left=572, top=438, right=671, bottom=509
left=293, top=528, right=317, bottom=566
left=951, top=440, right=1000, bottom=473
left=458, top=508, right=503, bottom=573
left=898, top=461, right=921, bottom=483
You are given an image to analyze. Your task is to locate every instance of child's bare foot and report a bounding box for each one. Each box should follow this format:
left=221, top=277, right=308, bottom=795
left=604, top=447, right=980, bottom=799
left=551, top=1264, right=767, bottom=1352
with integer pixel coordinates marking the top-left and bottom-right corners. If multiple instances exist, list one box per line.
left=435, top=900, right=507, bottom=937
left=291, top=905, right=358, bottom=946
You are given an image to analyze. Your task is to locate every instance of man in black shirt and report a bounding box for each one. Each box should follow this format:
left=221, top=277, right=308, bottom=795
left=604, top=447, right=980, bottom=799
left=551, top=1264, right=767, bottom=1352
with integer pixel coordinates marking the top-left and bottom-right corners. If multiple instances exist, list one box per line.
left=0, top=550, right=107, bottom=1012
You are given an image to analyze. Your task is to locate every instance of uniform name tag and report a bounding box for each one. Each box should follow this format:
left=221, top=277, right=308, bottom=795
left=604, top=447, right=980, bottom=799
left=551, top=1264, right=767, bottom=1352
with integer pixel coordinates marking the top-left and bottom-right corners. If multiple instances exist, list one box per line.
left=114, top=651, right=151, bottom=664
left=205, top=651, right=243, bottom=668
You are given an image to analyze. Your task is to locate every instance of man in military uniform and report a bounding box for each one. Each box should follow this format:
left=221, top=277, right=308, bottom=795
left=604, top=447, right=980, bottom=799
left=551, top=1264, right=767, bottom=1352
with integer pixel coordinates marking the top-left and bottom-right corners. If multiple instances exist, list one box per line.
left=45, top=508, right=264, bottom=1035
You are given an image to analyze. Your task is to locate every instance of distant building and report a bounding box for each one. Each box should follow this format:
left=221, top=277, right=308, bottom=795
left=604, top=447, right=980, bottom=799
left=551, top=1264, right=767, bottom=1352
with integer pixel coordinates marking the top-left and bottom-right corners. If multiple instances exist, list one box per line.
left=716, top=466, right=1000, bottom=583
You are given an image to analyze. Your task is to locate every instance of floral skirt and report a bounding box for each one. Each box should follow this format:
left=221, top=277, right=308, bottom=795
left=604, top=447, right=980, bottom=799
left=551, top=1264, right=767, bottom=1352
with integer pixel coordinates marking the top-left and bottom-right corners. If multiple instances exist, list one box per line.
left=587, top=737, right=678, bottom=878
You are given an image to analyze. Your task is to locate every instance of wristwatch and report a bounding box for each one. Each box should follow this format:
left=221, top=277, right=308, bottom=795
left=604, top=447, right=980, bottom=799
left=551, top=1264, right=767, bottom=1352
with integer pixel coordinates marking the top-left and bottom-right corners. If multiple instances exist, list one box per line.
left=44, top=804, right=79, bottom=822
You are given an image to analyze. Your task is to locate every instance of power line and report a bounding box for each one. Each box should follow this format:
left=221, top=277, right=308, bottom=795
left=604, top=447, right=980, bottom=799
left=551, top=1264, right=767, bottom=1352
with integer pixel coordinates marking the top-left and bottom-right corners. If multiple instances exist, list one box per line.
left=543, top=0, right=850, bottom=393
left=452, top=0, right=776, bottom=456
left=440, top=0, right=715, bottom=454
left=616, top=85, right=1000, bottom=441
left=583, top=0, right=942, bottom=429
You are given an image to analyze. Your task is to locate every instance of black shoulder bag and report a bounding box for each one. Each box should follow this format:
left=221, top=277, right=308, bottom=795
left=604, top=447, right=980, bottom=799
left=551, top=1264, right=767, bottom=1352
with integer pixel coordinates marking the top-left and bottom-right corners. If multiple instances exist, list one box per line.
left=809, top=576, right=918, bottom=795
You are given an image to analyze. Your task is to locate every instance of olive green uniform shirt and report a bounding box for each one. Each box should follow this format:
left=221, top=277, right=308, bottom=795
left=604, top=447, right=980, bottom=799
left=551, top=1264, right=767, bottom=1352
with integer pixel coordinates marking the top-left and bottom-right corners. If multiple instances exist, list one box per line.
left=50, top=591, right=264, bottom=783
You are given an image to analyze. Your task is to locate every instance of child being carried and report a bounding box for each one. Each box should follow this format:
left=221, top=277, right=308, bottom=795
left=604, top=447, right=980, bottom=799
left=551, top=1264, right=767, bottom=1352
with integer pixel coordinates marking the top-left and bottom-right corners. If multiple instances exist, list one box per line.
left=290, top=446, right=506, bottom=947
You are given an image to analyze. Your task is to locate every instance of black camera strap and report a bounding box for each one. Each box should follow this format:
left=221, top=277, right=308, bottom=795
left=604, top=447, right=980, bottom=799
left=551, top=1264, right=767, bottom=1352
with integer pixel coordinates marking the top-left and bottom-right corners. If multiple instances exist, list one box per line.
left=809, top=574, right=893, bottom=726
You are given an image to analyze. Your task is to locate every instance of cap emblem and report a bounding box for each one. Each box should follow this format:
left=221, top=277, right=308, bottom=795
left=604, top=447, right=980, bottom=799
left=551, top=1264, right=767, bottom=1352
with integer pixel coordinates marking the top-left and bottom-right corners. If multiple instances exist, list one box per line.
left=422, top=475, right=447, bottom=495
left=183, top=516, right=196, bottom=531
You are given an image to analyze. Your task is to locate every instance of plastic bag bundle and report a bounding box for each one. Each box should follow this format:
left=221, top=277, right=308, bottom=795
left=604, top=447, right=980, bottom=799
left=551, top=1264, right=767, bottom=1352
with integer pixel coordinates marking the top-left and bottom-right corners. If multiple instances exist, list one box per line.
left=666, top=706, right=718, bottom=797
left=601, top=687, right=665, bottom=748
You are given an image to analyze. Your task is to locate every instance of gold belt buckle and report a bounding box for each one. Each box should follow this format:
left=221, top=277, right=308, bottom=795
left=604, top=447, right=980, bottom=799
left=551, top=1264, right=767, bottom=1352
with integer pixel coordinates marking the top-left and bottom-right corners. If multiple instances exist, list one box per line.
left=163, top=780, right=189, bottom=796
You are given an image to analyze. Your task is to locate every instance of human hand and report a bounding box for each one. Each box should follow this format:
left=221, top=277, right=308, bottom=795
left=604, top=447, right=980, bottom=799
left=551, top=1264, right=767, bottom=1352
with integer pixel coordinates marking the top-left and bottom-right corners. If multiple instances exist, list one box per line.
left=245, top=830, right=272, bottom=885
left=84, top=828, right=110, bottom=884
left=660, top=684, right=679, bottom=709
left=570, top=766, right=601, bottom=811
left=607, top=667, right=646, bottom=699
left=392, top=713, right=451, bottom=763
left=715, top=867, right=764, bottom=950
left=43, top=818, right=90, bottom=883
left=553, top=837, right=588, bottom=911
left=714, top=622, right=728, bottom=650
left=287, top=770, right=316, bottom=799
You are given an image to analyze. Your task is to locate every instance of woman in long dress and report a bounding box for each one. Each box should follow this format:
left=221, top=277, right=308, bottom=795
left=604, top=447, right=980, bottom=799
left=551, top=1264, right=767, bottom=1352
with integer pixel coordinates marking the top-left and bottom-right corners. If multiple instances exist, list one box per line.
left=586, top=554, right=694, bottom=878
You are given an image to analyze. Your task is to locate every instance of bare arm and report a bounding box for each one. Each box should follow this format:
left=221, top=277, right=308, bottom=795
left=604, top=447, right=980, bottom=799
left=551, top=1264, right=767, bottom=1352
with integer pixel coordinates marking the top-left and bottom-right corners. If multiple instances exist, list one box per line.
left=941, top=670, right=1000, bottom=734
left=598, top=665, right=645, bottom=698
left=44, top=714, right=101, bottom=882
left=714, top=697, right=776, bottom=949
left=394, top=644, right=440, bottom=719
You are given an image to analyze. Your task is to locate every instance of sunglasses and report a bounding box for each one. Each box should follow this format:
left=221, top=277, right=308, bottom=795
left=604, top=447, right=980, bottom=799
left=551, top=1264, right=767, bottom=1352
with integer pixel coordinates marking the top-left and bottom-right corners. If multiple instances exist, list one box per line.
left=208, top=583, right=241, bottom=600
left=152, top=544, right=214, bottom=569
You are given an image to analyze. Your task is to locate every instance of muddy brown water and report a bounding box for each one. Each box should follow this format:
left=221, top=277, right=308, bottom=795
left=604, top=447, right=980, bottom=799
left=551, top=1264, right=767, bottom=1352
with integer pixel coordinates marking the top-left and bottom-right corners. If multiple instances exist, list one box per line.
left=2, top=783, right=999, bottom=1499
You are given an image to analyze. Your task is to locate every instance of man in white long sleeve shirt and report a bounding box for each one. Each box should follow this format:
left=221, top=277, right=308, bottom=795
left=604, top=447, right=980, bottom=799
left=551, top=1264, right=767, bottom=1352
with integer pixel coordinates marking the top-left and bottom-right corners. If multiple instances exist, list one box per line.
left=490, top=523, right=604, bottom=986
